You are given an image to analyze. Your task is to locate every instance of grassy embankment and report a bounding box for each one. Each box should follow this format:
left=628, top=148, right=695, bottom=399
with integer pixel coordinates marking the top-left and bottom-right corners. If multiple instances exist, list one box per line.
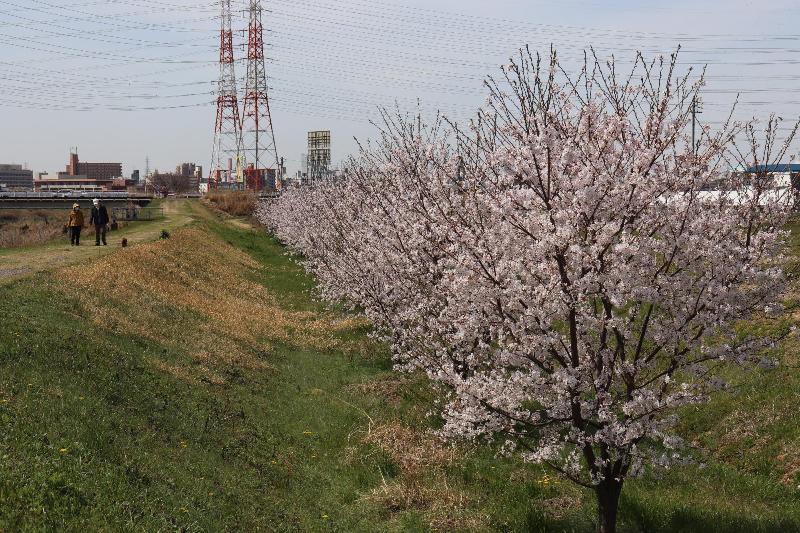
left=1, top=199, right=799, bottom=531
left=0, top=202, right=160, bottom=250
left=0, top=200, right=188, bottom=285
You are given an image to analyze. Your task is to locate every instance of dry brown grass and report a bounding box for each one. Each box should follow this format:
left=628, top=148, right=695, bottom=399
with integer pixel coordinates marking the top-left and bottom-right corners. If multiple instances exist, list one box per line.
left=150, top=358, right=227, bottom=386
left=540, top=494, right=583, bottom=520
left=55, top=227, right=357, bottom=384
left=0, top=209, right=65, bottom=248
left=365, top=479, right=487, bottom=531
left=709, top=406, right=780, bottom=458
left=701, top=399, right=800, bottom=487
left=781, top=321, right=800, bottom=368
left=776, top=442, right=800, bottom=485
left=204, top=191, right=258, bottom=217
left=361, top=422, right=485, bottom=529
left=364, top=422, right=459, bottom=475
left=346, top=374, right=414, bottom=406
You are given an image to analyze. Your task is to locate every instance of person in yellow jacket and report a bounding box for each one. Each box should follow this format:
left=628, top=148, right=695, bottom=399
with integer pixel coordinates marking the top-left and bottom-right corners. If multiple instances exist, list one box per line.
left=67, top=203, right=84, bottom=246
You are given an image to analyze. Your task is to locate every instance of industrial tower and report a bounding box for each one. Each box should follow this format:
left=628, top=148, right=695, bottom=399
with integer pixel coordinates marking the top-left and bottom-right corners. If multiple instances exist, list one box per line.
left=242, top=0, right=280, bottom=191
left=210, top=0, right=244, bottom=189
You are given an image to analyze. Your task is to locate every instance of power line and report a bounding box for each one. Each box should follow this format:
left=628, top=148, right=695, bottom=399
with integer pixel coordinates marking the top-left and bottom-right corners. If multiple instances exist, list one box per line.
left=0, top=0, right=798, bottom=136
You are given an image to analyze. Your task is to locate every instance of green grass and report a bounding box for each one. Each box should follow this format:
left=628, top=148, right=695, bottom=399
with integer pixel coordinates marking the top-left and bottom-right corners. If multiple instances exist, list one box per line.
left=1, top=202, right=799, bottom=531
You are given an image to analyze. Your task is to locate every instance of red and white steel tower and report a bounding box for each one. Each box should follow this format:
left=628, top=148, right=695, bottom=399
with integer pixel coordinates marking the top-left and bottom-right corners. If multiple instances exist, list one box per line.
left=242, top=0, right=280, bottom=191
left=210, top=0, right=244, bottom=189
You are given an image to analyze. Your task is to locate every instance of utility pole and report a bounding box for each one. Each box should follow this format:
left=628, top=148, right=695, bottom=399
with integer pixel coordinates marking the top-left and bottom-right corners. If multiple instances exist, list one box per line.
left=242, top=0, right=279, bottom=192
left=211, top=0, right=245, bottom=191
left=691, top=96, right=703, bottom=155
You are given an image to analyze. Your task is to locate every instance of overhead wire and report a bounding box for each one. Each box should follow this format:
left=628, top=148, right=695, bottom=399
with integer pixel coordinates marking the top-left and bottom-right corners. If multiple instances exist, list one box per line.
left=1, top=0, right=799, bottom=133
left=5, top=0, right=217, bottom=33
left=271, top=0, right=800, bottom=41
left=0, top=7, right=215, bottom=50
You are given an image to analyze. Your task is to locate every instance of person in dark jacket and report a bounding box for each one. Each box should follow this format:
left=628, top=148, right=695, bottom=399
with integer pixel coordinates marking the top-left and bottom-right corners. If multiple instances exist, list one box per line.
left=67, top=203, right=84, bottom=246
left=90, top=198, right=110, bottom=246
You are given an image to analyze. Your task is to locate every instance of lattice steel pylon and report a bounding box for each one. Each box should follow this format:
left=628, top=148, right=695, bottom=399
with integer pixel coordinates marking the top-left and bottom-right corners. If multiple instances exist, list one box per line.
left=210, top=0, right=244, bottom=189
left=242, top=0, right=280, bottom=191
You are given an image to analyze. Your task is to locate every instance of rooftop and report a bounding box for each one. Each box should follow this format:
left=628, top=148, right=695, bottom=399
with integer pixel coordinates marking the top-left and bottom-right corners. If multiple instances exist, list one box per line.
left=744, top=164, right=800, bottom=173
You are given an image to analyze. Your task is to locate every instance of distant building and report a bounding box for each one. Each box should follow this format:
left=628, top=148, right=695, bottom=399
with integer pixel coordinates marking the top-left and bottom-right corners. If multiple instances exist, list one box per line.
left=176, top=162, right=195, bottom=177
left=176, top=162, right=201, bottom=191
left=278, top=159, right=286, bottom=189
left=34, top=149, right=123, bottom=191
left=307, top=131, right=332, bottom=183
left=110, top=179, right=130, bottom=191
left=35, top=176, right=110, bottom=192
left=245, top=159, right=286, bottom=191
left=59, top=149, right=122, bottom=181
left=743, top=164, right=799, bottom=189
left=295, top=172, right=308, bottom=187
left=0, top=164, right=34, bottom=190
left=131, top=170, right=140, bottom=183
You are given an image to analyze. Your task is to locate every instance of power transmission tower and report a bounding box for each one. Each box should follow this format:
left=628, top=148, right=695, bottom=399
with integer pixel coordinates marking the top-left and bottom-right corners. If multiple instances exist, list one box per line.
left=211, top=0, right=245, bottom=190
left=242, top=0, right=280, bottom=191
left=145, top=156, right=150, bottom=194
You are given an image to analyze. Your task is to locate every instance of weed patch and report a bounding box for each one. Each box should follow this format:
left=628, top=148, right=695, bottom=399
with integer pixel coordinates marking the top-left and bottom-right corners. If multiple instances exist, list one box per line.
left=0, top=209, right=65, bottom=248
left=361, top=422, right=486, bottom=529
left=204, top=191, right=258, bottom=217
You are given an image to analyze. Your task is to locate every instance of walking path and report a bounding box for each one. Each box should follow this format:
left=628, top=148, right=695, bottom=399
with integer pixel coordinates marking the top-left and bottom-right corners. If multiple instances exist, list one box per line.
left=0, top=199, right=197, bottom=285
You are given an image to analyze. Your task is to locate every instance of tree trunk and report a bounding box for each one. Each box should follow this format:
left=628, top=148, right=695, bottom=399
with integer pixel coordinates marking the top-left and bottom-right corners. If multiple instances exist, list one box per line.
left=596, top=479, right=623, bottom=533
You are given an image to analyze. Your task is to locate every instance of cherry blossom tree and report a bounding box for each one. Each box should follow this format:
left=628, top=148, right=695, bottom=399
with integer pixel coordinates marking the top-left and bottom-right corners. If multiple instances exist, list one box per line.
left=259, top=48, right=798, bottom=533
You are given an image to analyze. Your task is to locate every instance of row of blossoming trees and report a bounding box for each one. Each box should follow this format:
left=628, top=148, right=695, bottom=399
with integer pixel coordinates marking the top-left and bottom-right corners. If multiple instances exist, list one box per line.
left=258, top=49, right=797, bottom=533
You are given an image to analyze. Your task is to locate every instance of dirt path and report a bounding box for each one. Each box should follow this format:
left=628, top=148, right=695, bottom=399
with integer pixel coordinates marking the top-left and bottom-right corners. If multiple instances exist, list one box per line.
left=0, top=199, right=198, bottom=285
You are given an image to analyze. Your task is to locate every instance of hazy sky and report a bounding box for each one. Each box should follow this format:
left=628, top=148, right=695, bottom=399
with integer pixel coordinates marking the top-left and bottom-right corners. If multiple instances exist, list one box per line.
left=1, top=0, right=799, bottom=178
